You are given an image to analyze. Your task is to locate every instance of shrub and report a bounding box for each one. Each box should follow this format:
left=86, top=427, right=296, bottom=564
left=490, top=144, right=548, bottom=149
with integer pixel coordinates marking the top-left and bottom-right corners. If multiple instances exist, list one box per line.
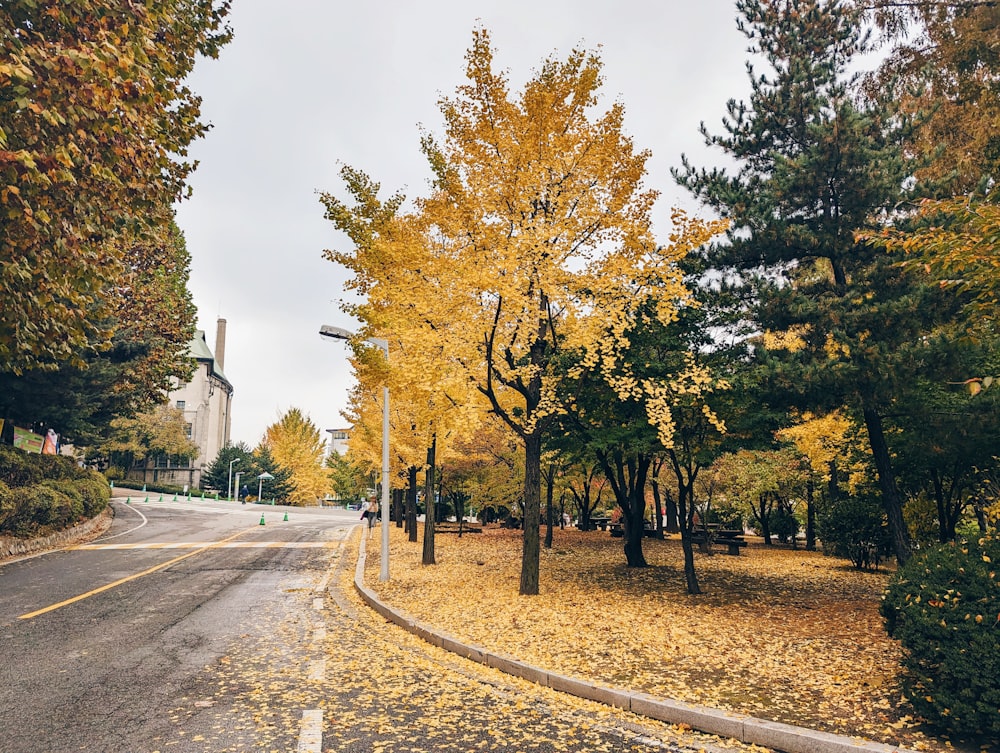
left=39, top=479, right=85, bottom=521
left=1, top=485, right=75, bottom=535
left=0, top=444, right=44, bottom=487
left=76, top=477, right=110, bottom=517
left=881, top=536, right=1000, bottom=740
left=818, top=494, right=890, bottom=569
left=0, top=480, right=11, bottom=530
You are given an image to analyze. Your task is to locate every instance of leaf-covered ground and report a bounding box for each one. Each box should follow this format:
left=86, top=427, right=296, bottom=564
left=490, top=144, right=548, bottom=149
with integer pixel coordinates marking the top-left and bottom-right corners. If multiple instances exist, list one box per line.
left=367, top=527, right=991, bottom=753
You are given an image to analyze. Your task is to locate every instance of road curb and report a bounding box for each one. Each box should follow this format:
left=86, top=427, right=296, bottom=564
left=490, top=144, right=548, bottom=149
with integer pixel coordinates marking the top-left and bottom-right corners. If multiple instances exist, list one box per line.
left=352, top=537, right=917, bottom=753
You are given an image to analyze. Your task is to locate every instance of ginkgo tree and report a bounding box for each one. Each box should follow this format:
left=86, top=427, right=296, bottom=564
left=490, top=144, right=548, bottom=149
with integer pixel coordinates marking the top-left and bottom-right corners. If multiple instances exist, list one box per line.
left=262, top=408, right=329, bottom=506
left=324, top=30, right=725, bottom=595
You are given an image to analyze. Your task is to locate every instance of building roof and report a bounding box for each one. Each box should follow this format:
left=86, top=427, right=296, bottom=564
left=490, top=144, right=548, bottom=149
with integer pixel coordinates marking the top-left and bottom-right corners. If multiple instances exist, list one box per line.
left=190, top=330, right=233, bottom=391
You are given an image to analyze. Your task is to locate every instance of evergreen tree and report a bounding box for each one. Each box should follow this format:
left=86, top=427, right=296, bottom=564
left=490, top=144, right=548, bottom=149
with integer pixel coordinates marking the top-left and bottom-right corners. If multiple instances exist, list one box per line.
left=674, top=0, right=959, bottom=564
left=201, top=442, right=253, bottom=497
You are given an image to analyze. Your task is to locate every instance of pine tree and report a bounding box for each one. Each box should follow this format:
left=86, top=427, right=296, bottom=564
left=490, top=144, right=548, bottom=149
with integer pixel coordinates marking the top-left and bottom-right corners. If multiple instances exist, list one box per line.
left=674, top=0, right=959, bottom=564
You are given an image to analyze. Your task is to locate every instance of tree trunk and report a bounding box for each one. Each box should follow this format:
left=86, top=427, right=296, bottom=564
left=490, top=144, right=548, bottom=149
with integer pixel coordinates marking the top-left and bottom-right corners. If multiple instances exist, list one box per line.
left=805, top=478, right=816, bottom=551
left=422, top=436, right=437, bottom=566
left=663, top=487, right=679, bottom=533
left=407, top=466, right=418, bottom=542
left=544, top=466, right=554, bottom=549
left=520, top=431, right=542, bottom=595
left=622, top=454, right=651, bottom=567
left=393, top=487, right=404, bottom=528
left=676, top=488, right=701, bottom=595
left=861, top=401, right=911, bottom=564
left=651, top=479, right=665, bottom=539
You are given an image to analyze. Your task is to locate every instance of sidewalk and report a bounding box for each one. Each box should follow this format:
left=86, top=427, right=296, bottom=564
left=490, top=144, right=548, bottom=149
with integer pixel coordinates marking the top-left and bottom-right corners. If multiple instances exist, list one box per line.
left=352, top=534, right=919, bottom=753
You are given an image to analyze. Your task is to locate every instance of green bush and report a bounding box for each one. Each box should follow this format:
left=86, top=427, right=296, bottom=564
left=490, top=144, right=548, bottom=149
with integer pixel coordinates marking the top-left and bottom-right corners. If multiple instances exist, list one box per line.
left=818, top=494, right=890, bottom=569
left=0, top=444, right=44, bottom=487
left=881, top=536, right=1000, bottom=740
left=2, top=485, right=73, bottom=535
left=0, top=445, right=109, bottom=535
left=0, top=480, right=12, bottom=530
left=77, top=477, right=110, bottom=516
left=39, top=479, right=85, bottom=521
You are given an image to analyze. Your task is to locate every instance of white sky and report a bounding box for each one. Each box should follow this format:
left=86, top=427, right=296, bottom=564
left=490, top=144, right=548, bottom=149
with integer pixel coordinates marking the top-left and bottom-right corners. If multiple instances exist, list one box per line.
left=173, top=0, right=751, bottom=447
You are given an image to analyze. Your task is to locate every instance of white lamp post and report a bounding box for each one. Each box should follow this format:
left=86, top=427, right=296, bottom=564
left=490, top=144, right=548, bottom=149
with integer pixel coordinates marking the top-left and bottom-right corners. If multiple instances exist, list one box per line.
left=228, top=457, right=240, bottom=501
left=257, top=471, right=274, bottom=504
left=320, top=324, right=391, bottom=582
left=234, top=471, right=243, bottom=503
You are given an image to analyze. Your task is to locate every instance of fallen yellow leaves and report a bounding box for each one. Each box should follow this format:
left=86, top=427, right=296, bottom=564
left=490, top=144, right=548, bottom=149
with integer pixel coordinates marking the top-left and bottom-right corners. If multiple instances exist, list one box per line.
left=366, top=527, right=976, bottom=753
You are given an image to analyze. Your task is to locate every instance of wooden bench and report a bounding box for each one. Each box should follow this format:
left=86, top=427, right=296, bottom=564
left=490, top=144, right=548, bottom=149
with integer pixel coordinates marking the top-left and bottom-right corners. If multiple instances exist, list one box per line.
left=687, top=529, right=747, bottom=555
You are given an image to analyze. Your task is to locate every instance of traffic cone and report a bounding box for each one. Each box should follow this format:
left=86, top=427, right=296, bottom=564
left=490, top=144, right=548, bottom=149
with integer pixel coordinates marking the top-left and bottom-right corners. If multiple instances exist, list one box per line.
left=158, top=495, right=163, bottom=502
left=282, top=512, right=288, bottom=522
left=172, top=493, right=178, bottom=502
left=142, top=484, right=146, bottom=492
left=259, top=514, right=266, bottom=526
left=126, top=497, right=131, bottom=505
left=144, top=496, right=149, bottom=503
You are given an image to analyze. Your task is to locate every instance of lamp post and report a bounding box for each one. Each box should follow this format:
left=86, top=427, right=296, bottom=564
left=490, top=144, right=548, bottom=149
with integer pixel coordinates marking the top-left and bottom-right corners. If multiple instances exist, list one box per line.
left=234, top=471, right=243, bottom=503
left=228, top=457, right=240, bottom=501
left=257, top=471, right=274, bottom=504
left=320, top=324, right=391, bottom=582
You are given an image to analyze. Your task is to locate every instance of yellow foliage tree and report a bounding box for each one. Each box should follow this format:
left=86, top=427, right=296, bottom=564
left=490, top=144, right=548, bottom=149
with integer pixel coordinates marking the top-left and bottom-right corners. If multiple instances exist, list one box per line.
left=323, top=30, right=724, bottom=594
left=261, top=408, right=328, bottom=506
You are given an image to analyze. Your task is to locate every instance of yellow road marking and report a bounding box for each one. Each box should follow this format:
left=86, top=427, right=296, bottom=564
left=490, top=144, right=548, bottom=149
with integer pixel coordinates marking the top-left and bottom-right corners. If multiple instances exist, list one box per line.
left=19, top=528, right=256, bottom=620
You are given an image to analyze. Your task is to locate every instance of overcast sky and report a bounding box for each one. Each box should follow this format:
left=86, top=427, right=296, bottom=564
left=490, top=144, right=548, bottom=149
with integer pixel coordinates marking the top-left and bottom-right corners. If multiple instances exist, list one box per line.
left=172, top=0, right=752, bottom=447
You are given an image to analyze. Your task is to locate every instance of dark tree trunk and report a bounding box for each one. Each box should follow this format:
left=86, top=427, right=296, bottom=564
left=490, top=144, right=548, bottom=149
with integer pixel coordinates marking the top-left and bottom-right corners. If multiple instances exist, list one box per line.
left=544, top=466, right=554, bottom=549
left=393, top=487, right=404, bottom=527
left=596, top=449, right=650, bottom=567
left=422, top=436, right=437, bottom=566
left=861, top=401, right=912, bottom=564
left=520, top=431, right=542, bottom=595
left=663, top=487, right=679, bottom=533
left=650, top=479, right=665, bottom=539
left=676, top=484, right=701, bottom=595
left=407, top=466, right=418, bottom=542
left=805, top=478, right=816, bottom=551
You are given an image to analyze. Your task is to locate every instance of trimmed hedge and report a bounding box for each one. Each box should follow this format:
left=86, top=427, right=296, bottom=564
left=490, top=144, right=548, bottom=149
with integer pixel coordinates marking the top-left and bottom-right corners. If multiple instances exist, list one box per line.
left=0, top=445, right=109, bottom=537
left=881, top=535, right=1000, bottom=740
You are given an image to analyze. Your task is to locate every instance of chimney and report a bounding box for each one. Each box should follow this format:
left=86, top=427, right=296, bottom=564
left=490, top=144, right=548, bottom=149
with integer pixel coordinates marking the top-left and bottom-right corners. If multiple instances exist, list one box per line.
left=215, top=318, right=227, bottom=371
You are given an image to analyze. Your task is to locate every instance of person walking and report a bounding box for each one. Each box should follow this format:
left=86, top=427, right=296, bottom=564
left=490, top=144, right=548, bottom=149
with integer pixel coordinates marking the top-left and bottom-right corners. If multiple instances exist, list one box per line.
left=364, top=496, right=379, bottom=537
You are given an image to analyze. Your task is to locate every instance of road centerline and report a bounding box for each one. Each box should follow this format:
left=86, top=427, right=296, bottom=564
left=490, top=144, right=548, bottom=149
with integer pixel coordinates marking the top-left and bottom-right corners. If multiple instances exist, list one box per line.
left=18, top=527, right=258, bottom=620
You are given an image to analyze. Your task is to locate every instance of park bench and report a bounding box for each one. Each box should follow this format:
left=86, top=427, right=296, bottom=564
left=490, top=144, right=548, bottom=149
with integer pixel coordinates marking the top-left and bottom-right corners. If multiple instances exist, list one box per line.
left=588, top=516, right=612, bottom=531
left=608, top=520, right=657, bottom=538
left=687, top=528, right=747, bottom=556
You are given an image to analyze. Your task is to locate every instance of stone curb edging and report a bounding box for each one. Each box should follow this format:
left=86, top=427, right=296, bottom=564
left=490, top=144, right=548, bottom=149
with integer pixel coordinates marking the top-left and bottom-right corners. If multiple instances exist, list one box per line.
left=352, top=537, right=917, bottom=753
left=0, top=506, right=114, bottom=561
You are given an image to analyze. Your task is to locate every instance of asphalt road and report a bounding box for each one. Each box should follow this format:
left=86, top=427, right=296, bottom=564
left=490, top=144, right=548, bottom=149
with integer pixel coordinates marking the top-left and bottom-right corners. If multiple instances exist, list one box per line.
left=0, top=498, right=356, bottom=753
left=0, top=498, right=766, bottom=753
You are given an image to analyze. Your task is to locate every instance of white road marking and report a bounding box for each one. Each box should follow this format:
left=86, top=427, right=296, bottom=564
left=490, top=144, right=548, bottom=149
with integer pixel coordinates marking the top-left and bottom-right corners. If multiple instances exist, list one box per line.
left=72, top=541, right=335, bottom=550
left=297, top=709, right=323, bottom=752
left=307, top=659, right=326, bottom=681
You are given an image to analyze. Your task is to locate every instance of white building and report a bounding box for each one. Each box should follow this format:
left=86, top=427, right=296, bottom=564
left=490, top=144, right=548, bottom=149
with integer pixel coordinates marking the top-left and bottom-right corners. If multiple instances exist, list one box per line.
left=326, top=427, right=351, bottom=458
left=131, top=319, right=234, bottom=489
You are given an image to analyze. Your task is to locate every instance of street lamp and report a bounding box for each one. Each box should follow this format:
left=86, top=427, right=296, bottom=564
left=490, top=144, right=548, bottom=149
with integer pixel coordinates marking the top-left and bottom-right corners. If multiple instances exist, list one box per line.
left=228, top=457, right=240, bottom=501
left=320, top=324, right=391, bottom=582
left=257, top=471, right=274, bottom=504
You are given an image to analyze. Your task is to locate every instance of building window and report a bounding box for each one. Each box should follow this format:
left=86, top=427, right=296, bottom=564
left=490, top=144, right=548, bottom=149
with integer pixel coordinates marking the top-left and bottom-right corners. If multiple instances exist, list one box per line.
left=185, top=422, right=193, bottom=439
left=176, top=400, right=185, bottom=410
